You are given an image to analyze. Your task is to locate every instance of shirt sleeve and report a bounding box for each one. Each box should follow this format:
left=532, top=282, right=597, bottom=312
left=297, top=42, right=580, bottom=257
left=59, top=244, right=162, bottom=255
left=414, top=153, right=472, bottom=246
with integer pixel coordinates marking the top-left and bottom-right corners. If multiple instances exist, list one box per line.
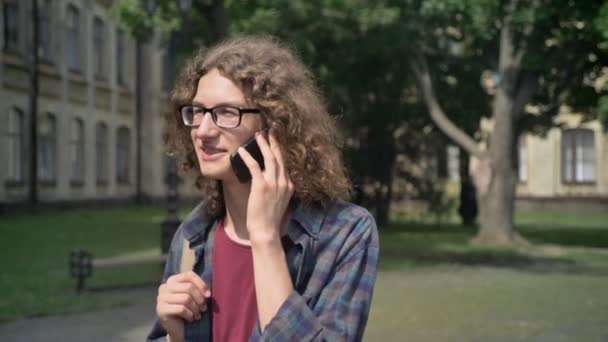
left=258, top=214, right=380, bottom=341
left=146, top=227, right=185, bottom=341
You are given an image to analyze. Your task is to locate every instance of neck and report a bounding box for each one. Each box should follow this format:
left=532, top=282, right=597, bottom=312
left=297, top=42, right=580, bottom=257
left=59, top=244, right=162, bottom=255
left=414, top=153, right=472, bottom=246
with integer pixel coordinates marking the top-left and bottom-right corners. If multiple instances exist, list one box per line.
left=222, top=180, right=252, bottom=241
left=221, top=180, right=292, bottom=242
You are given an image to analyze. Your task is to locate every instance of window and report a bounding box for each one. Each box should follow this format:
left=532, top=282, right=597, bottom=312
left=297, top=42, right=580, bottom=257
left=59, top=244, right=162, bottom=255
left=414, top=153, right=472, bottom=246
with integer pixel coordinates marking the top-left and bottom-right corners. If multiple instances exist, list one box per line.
left=116, top=126, right=130, bottom=183
left=6, top=107, right=25, bottom=182
left=96, top=122, right=108, bottom=184
left=66, top=4, right=80, bottom=71
left=3, top=2, right=18, bottom=51
left=93, top=17, right=106, bottom=79
left=70, top=118, right=85, bottom=184
left=38, top=113, right=57, bottom=182
left=518, top=135, right=527, bottom=183
left=39, top=0, right=53, bottom=61
left=116, top=29, right=126, bottom=85
left=562, top=129, right=595, bottom=183
left=446, top=145, right=460, bottom=181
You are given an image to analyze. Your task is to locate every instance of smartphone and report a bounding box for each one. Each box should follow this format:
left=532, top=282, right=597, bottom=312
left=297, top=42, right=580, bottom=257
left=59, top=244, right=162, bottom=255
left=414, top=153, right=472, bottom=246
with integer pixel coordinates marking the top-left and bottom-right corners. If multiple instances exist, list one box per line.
left=230, top=135, right=265, bottom=183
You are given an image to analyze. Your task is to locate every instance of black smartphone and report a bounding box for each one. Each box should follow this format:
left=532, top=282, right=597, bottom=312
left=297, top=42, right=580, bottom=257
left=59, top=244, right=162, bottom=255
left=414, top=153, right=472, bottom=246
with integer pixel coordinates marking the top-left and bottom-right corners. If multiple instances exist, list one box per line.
left=230, top=135, right=265, bottom=183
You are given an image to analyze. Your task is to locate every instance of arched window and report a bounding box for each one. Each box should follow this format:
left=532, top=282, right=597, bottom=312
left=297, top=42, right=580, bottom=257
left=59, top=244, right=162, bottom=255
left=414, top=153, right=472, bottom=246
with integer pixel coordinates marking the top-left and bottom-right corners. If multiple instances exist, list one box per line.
left=38, top=113, right=57, bottom=182
left=96, top=122, right=108, bottom=184
left=116, top=126, right=131, bottom=183
left=6, top=107, right=25, bottom=183
left=562, top=129, right=595, bottom=183
left=70, top=118, right=85, bottom=184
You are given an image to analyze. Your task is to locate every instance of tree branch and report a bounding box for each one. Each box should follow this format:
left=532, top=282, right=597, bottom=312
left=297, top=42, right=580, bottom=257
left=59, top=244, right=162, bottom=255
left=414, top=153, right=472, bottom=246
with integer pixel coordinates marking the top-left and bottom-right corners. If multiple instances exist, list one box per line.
left=409, top=53, right=485, bottom=158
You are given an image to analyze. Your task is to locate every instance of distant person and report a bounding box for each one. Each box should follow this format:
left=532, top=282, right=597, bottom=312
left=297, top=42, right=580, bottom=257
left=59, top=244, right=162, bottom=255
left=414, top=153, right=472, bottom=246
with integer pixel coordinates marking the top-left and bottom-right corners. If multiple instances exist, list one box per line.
left=147, top=36, right=379, bottom=342
left=458, top=177, right=478, bottom=226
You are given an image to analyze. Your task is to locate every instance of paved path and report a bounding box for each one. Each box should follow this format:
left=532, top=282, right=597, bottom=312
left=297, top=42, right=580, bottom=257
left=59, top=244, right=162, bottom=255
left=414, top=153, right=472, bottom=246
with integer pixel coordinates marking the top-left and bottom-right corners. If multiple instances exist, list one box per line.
left=0, top=287, right=157, bottom=342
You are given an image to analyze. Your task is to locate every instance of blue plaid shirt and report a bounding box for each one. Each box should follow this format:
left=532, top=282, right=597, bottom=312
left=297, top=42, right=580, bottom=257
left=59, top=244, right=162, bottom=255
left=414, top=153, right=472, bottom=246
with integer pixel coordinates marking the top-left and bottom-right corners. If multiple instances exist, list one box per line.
left=147, top=200, right=379, bottom=341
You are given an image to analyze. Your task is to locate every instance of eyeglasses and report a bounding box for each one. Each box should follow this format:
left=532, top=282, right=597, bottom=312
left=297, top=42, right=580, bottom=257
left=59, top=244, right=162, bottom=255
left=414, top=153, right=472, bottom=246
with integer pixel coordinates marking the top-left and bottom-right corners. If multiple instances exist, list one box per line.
left=180, top=105, right=261, bottom=128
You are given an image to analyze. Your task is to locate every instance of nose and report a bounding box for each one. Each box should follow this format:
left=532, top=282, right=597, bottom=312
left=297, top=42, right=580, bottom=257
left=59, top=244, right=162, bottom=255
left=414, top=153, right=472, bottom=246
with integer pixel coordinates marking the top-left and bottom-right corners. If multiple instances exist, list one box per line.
left=194, top=110, right=219, bottom=138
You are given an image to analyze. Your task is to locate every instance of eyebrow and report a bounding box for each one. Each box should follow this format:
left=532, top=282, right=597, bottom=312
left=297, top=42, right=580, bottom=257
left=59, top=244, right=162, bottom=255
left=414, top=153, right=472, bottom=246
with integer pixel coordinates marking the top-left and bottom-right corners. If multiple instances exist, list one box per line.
left=191, top=100, right=250, bottom=108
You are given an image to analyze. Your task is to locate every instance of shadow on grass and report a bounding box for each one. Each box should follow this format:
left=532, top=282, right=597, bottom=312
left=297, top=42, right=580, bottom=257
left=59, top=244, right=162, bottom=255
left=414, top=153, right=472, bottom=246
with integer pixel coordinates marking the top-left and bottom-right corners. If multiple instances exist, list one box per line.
left=519, top=224, right=608, bottom=249
left=379, top=220, right=608, bottom=276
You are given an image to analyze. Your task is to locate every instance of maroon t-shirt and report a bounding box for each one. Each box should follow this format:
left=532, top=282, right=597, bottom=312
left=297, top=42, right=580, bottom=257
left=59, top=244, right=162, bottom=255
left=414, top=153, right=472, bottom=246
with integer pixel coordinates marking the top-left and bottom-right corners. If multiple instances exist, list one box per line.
left=211, top=220, right=258, bottom=342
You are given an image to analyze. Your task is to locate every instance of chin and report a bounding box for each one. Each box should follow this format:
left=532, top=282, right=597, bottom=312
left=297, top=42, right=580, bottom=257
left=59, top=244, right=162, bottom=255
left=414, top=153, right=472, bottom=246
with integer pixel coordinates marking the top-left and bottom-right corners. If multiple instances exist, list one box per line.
left=199, top=165, right=233, bottom=181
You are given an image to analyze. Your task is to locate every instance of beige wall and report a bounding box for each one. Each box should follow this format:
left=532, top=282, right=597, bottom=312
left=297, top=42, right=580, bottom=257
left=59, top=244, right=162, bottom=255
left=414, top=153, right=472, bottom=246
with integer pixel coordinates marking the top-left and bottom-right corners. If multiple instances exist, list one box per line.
left=516, top=113, right=607, bottom=199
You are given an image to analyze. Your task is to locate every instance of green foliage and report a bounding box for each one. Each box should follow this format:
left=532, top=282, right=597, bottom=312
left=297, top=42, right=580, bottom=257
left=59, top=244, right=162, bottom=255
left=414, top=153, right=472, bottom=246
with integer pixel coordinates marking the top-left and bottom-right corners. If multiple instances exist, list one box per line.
left=595, top=95, right=608, bottom=131
left=111, top=0, right=608, bottom=223
left=112, top=0, right=181, bottom=39
left=426, top=186, right=457, bottom=226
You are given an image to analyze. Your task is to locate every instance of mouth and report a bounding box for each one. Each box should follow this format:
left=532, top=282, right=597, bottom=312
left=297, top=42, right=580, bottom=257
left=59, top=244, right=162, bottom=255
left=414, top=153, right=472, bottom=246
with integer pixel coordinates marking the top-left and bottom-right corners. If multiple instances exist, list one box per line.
left=200, top=145, right=227, bottom=161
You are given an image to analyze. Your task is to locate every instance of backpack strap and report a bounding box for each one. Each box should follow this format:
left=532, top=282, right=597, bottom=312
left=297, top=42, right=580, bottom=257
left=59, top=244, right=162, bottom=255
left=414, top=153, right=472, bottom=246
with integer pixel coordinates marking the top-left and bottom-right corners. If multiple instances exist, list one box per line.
left=180, top=238, right=196, bottom=273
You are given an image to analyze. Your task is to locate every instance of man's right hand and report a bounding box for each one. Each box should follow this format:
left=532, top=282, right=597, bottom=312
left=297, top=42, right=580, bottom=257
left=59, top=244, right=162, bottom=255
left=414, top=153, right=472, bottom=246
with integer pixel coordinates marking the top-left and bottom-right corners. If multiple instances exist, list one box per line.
left=156, top=271, right=211, bottom=342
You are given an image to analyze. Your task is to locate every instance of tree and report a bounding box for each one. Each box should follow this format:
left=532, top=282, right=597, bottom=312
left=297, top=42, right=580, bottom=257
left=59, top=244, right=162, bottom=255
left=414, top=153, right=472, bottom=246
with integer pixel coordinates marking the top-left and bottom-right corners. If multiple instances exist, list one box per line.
left=406, top=0, right=608, bottom=244
left=229, top=1, right=431, bottom=226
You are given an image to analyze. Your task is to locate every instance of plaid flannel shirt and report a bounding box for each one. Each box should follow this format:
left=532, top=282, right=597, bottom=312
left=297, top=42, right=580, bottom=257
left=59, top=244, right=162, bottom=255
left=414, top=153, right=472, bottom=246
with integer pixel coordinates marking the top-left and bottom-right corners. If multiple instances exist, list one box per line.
left=147, top=199, right=379, bottom=341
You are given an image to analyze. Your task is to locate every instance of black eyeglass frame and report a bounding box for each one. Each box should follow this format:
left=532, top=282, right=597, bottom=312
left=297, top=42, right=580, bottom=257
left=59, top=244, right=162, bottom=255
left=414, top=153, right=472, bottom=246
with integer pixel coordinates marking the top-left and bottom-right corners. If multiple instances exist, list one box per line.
left=180, top=104, right=262, bottom=128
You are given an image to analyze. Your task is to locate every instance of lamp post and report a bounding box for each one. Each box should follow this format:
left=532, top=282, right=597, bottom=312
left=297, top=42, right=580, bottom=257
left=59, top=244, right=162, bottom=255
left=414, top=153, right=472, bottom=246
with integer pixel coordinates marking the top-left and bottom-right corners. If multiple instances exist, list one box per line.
left=29, top=0, right=40, bottom=211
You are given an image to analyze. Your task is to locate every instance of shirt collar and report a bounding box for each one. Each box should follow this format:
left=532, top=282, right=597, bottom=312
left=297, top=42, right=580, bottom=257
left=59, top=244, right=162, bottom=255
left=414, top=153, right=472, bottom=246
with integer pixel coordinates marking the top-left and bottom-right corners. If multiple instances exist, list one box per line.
left=181, top=200, right=325, bottom=243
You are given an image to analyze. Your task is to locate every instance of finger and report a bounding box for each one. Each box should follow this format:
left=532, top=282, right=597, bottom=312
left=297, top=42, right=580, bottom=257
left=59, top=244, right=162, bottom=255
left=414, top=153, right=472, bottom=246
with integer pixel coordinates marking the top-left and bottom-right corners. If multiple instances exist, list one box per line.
left=169, top=271, right=210, bottom=298
left=164, top=293, right=201, bottom=316
left=158, top=303, right=196, bottom=322
left=268, top=132, right=288, bottom=184
left=256, top=132, right=277, bottom=181
left=171, top=282, right=206, bottom=307
left=237, top=146, right=264, bottom=182
left=182, top=271, right=211, bottom=298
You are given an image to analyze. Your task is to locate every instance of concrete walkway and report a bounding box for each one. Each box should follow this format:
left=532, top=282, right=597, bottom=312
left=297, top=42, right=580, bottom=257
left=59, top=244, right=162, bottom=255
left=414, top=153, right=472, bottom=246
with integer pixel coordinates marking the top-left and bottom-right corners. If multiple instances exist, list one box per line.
left=0, top=287, right=158, bottom=342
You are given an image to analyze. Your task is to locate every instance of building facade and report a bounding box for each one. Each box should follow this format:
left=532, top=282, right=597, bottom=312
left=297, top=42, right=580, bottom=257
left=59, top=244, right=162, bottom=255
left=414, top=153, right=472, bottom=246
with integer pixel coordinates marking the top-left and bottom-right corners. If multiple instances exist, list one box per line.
left=516, top=113, right=608, bottom=208
left=0, top=0, right=194, bottom=209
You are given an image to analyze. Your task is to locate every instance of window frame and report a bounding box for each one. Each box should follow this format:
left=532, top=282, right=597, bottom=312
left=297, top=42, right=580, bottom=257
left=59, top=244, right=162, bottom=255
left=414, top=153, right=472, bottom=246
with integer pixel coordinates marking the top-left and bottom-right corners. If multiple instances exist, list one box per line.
left=116, top=29, right=126, bottom=86
left=518, top=135, right=528, bottom=184
left=116, top=126, right=131, bottom=184
left=38, top=112, right=57, bottom=184
left=95, top=122, right=109, bottom=185
left=93, top=16, right=106, bottom=80
left=39, top=0, right=54, bottom=63
left=70, top=117, right=85, bottom=186
left=561, top=128, right=596, bottom=185
left=66, top=4, right=81, bottom=72
left=5, top=107, right=26, bottom=186
left=3, top=1, right=19, bottom=52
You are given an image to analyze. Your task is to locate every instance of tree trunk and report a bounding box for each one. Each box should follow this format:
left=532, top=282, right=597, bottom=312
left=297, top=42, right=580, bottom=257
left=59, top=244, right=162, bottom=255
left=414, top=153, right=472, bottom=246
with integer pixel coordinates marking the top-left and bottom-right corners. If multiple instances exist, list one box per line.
left=472, top=9, right=536, bottom=245
left=202, top=0, right=227, bottom=42
left=473, top=92, right=518, bottom=244
left=409, top=3, right=536, bottom=245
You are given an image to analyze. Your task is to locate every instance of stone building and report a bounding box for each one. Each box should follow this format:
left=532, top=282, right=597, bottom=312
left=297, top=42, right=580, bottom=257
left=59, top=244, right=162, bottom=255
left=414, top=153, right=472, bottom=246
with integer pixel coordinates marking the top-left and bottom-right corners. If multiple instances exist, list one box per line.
left=0, top=0, right=192, bottom=209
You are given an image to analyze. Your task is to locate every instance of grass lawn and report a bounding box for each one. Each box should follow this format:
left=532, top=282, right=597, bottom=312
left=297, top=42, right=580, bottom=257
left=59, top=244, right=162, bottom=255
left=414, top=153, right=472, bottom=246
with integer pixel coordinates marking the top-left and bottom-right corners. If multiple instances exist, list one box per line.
left=0, top=206, right=166, bottom=321
left=366, top=209, right=608, bottom=341
left=1, top=205, right=607, bottom=340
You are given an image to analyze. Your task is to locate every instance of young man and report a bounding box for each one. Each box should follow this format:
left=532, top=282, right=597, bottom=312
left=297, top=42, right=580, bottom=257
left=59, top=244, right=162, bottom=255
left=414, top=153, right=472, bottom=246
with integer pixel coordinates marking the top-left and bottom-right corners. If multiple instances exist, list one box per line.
left=148, top=36, right=379, bottom=342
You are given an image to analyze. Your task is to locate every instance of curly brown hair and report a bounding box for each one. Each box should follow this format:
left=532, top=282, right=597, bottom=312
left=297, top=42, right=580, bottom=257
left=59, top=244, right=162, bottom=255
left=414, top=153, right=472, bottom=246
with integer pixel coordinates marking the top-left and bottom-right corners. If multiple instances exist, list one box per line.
left=165, top=35, right=352, bottom=216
